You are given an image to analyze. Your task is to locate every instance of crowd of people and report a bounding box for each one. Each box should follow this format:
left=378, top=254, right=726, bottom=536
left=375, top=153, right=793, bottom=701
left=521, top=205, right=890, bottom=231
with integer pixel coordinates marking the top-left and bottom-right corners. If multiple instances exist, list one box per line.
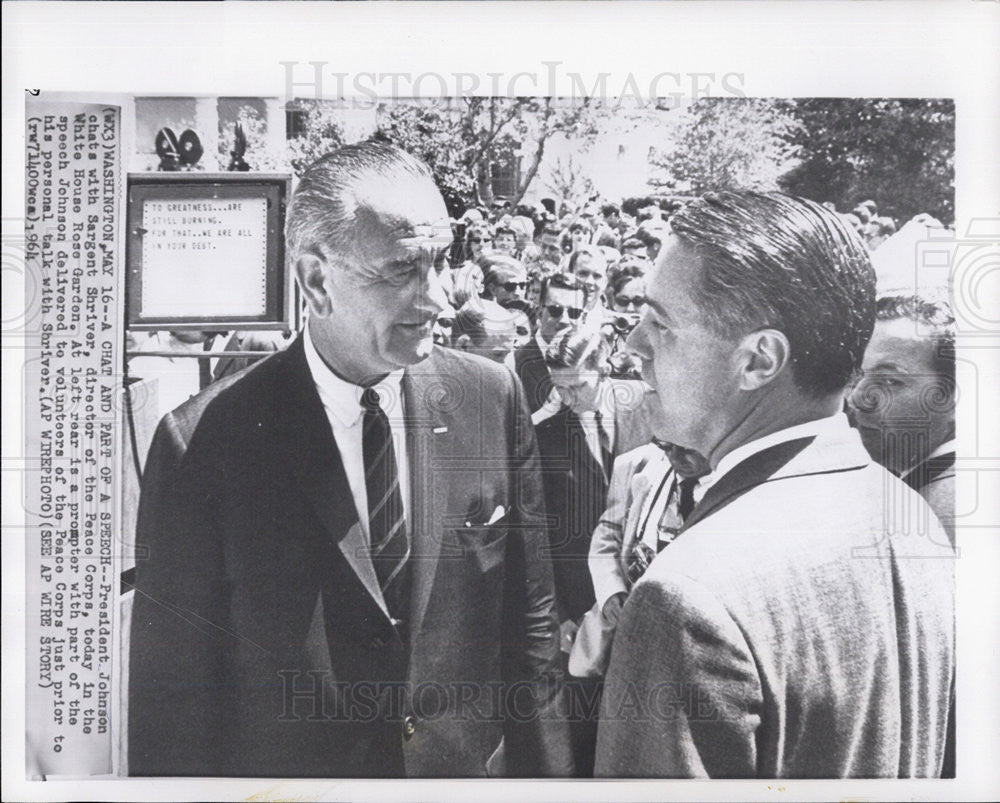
left=127, top=143, right=955, bottom=780
left=127, top=192, right=903, bottom=415
left=424, top=192, right=900, bottom=377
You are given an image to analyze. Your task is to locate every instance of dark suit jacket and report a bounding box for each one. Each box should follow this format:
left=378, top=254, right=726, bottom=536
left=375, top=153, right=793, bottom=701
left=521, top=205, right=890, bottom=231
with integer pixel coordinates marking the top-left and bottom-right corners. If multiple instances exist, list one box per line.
left=533, top=380, right=664, bottom=623
left=513, top=337, right=554, bottom=414
left=129, top=336, right=572, bottom=777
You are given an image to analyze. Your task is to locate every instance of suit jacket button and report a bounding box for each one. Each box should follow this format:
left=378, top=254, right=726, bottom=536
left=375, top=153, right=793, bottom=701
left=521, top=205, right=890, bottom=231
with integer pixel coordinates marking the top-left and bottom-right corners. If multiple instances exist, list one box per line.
left=402, top=716, right=416, bottom=740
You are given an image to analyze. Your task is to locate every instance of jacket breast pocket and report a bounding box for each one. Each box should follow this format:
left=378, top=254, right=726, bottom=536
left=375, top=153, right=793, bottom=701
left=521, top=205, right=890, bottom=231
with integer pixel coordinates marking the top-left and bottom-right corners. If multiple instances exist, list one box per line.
left=456, top=526, right=507, bottom=574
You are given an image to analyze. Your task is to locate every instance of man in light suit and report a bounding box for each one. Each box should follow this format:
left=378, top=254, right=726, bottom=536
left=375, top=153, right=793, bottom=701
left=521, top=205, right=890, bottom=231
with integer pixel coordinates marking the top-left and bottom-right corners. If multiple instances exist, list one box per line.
left=570, top=441, right=709, bottom=679
left=129, top=143, right=572, bottom=777
left=595, top=191, right=955, bottom=778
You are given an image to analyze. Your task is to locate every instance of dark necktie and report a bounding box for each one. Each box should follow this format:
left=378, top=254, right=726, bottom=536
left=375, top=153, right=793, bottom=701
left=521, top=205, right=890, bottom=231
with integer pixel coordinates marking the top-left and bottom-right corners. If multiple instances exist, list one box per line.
left=593, top=410, right=613, bottom=480
left=627, top=473, right=700, bottom=585
left=198, top=335, right=214, bottom=389
left=678, top=476, right=698, bottom=521
left=361, top=387, right=410, bottom=621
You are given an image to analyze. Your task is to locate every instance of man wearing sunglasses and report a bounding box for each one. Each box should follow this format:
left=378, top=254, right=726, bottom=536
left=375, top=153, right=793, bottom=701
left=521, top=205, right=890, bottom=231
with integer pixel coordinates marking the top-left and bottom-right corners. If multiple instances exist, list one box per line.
left=513, top=272, right=589, bottom=415
left=481, top=253, right=529, bottom=309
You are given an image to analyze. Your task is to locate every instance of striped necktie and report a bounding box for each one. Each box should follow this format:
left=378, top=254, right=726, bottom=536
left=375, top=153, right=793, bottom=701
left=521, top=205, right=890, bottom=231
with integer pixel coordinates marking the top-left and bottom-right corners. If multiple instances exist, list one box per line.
left=593, top=410, right=614, bottom=480
left=361, top=387, right=410, bottom=621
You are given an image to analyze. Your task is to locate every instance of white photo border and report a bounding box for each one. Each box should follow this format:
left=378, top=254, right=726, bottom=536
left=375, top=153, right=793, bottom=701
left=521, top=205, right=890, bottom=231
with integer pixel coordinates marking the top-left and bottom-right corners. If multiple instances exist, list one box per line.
left=3, top=1, right=998, bottom=800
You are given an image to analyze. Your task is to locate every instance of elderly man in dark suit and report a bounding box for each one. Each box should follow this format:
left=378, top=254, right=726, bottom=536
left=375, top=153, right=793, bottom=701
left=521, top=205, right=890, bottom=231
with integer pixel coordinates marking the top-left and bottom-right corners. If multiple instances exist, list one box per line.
left=596, top=191, right=955, bottom=778
left=128, top=143, right=571, bottom=778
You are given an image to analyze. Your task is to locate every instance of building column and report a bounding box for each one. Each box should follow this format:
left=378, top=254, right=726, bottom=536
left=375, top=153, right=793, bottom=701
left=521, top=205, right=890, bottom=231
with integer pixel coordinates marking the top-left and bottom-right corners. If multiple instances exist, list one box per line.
left=194, top=96, right=220, bottom=171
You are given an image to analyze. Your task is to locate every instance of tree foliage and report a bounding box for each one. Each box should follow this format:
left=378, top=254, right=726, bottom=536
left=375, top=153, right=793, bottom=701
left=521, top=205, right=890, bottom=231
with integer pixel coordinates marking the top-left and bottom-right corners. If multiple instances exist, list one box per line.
left=778, top=98, right=955, bottom=224
left=648, top=98, right=954, bottom=225
left=541, top=155, right=595, bottom=215
left=374, top=98, right=604, bottom=214
left=650, top=98, right=803, bottom=195
left=280, top=96, right=954, bottom=228
left=217, top=105, right=285, bottom=172
left=286, top=100, right=346, bottom=177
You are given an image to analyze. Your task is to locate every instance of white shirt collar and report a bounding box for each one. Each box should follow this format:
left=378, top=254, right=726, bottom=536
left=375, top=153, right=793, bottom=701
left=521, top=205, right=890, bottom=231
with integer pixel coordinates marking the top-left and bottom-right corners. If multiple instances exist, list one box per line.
left=577, top=381, right=618, bottom=421
left=694, top=412, right=849, bottom=503
left=535, top=330, right=550, bottom=356
left=303, top=322, right=404, bottom=428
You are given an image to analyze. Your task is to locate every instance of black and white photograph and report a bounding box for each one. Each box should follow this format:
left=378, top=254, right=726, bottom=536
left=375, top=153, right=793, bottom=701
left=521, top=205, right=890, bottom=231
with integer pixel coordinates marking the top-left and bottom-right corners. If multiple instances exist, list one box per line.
left=3, top=2, right=998, bottom=801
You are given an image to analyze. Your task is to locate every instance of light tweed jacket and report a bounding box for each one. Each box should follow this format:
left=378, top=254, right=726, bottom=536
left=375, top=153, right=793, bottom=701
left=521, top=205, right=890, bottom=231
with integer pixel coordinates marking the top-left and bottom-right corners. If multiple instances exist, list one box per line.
left=595, top=425, right=955, bottom=778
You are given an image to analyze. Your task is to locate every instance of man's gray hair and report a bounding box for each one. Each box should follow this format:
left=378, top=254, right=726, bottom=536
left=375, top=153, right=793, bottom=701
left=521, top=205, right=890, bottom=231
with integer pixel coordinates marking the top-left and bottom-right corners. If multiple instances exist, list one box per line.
left=285, top=142, right=434, bottom=261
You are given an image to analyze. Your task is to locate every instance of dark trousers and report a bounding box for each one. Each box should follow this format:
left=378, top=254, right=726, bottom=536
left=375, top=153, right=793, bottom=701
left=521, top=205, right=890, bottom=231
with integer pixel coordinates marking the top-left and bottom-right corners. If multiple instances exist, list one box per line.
left=562, top=654, right=603, bottom=777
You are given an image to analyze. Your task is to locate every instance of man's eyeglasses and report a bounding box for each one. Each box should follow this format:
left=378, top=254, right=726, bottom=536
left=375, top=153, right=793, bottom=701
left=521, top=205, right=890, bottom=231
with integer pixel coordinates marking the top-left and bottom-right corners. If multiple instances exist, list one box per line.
left=545, top=303, right=584, bottom=320
left=469, top=237, right=491, bottom=245
left=614, top=295, right=646, bottom=309
left=501, top=281, right=528, bottom=292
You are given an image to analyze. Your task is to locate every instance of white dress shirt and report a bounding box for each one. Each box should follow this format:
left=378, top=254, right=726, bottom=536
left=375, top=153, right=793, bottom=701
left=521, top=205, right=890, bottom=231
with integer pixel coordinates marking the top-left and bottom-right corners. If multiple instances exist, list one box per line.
left=535, top=330, right=551, bottom=357
left=694, top=412, right=851, bottom=505
left=577, top=383, right=617, bottom=474
left=303, top=324, right=409, bottom=544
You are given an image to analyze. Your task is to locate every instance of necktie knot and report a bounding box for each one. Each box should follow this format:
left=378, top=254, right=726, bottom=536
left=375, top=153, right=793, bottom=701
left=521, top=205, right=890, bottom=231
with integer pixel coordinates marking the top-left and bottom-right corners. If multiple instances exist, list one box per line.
left=678, top=476, right=698, bottom=521
left=361, top=387, right=382, bottom=413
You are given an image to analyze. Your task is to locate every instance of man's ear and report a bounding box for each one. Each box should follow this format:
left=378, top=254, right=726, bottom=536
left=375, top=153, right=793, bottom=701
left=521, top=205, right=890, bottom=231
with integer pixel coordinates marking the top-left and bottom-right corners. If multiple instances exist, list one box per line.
left=295, top=253, right=333, bottom=317
left=736, top=328, right=790, bottom=391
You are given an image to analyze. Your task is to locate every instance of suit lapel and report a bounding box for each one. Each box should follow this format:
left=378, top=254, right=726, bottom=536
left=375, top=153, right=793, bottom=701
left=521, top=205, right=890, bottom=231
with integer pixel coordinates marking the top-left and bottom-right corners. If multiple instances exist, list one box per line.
left=515, top=337, right=553, bottom=413
left=682, top=425, right=874, bottom=534
left=902, top=451, right=956, bottom=491
left=401, top=352, right=450, bottom=639
left=682, top=437, right=817, bottom=533
left=277, top=335, right=392, bottom=620
left=563, top=409, right=605, bottom=485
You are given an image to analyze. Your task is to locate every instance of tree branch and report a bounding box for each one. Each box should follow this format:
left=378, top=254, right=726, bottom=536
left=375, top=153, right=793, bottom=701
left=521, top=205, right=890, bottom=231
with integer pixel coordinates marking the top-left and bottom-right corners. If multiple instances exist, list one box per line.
left=467, top=99, right=522, bottom=172
left=513, top=98, right=552, bottom=205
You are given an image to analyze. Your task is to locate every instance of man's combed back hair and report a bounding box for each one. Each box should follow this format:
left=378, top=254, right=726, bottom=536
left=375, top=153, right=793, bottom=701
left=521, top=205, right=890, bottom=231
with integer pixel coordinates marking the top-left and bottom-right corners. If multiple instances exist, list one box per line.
left=480, top=253, right=525, bottom=287
left=669, top=191, right=877, bottom=397
left=544, top=325, right=610, bottom=375
left=876, top=294, right=956, bottom=385
left=285, top=142, right=434, bottom=260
